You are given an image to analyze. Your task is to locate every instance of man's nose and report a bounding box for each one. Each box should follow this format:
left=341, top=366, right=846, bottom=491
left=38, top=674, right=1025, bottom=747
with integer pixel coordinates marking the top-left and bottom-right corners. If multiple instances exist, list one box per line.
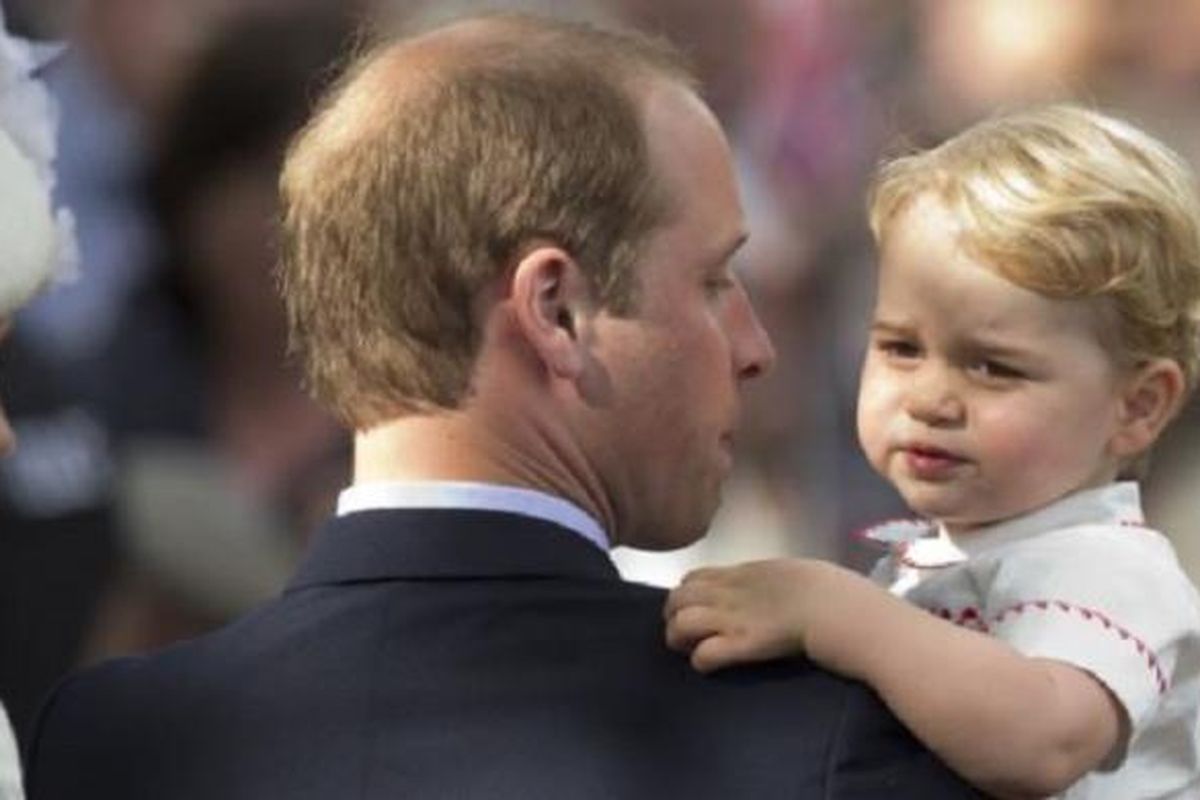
left=904, top=364, right=964, bottom=425
left=731, top=284, right=776, bottom=381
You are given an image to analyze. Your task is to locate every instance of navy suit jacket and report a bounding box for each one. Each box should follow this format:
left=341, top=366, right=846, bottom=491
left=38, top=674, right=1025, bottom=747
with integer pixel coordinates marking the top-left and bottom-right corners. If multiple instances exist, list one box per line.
left=27, top=509, right=977, bottom=798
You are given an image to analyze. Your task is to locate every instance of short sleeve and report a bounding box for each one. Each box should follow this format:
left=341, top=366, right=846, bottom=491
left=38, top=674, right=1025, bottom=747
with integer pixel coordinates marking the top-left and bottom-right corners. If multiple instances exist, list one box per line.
left=980, top=527, right=1195, bottom=732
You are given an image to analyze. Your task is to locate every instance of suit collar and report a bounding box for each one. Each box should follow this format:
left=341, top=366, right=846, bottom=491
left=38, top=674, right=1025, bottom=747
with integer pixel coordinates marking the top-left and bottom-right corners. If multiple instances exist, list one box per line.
left=335, top=480, right=609, bottom=551
left=287, top=508, right=620, bottom=593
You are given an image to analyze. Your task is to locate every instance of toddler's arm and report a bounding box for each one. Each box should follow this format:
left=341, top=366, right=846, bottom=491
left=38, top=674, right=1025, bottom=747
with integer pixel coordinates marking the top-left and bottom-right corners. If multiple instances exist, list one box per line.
left=664, top=559, right=1124, bottom=799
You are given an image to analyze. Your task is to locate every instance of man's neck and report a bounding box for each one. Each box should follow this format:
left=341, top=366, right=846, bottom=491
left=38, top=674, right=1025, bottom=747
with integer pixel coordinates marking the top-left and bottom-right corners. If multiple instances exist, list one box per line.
left=352, top=412, right=616, bottom=536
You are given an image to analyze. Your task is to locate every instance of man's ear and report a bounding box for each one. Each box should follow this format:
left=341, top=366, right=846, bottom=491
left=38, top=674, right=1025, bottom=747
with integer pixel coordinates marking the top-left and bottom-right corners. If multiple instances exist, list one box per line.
left=1109, top=358, right=1186, bottom=460
left=509, top=245, right=592, bottom=380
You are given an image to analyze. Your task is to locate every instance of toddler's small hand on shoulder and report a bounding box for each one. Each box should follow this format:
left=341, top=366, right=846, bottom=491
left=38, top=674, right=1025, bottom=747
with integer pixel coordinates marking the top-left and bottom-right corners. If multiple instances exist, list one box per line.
left=663, top=559, right=825, bottom=673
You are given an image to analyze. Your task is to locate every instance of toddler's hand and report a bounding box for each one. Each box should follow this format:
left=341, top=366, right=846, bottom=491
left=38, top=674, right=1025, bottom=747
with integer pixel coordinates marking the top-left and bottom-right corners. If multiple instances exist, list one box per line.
left=664, top=559, right=829, bottom=673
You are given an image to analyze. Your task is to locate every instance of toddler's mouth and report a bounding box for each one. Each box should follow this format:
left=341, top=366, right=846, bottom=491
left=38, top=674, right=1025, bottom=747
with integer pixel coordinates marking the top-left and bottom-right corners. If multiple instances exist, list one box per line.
left=901, top=444, right=968, bottom=478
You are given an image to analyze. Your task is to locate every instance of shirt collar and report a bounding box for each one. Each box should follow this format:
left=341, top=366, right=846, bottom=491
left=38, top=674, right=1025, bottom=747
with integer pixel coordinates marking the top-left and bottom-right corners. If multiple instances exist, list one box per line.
left=951, top=481, right=1144, bottom=558
left=862, top=482, right=1144, bottom=568
left=336, top=480, right=609, bottom=552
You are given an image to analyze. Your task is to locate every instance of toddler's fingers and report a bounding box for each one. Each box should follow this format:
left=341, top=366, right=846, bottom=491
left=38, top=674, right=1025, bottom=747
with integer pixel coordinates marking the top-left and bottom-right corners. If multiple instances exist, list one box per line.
left=679, top=566, right=726, bottom=585
left=664, top=605, right=723, bottom=653
left=690, top=634, right=749, bottom=673
left=663, top=580, right=720, bottom=621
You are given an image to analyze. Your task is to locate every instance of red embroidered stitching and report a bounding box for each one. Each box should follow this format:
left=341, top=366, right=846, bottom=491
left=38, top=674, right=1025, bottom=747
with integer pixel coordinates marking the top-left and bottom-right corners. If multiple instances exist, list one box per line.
left=931, top=606, right=990, bottom=633
left=927, top=599, right=1168, bottom=695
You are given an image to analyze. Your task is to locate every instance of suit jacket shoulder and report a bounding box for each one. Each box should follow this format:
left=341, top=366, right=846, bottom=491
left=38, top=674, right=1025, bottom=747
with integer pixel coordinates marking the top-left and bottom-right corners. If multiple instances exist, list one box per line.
left=27, top=510, right=976, bottom=799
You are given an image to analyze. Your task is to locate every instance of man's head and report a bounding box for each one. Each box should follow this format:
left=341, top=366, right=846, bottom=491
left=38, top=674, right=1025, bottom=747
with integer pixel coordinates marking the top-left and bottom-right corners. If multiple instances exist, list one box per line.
left=278, top=13, right=774, bottom=548
left=279, top=13, right=694, bottom=428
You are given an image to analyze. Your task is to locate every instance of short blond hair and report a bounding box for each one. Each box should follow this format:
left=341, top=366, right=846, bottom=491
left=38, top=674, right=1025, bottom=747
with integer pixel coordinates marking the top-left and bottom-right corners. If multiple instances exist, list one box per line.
left=869, top=104, right=1200, bottom=394
left=278, top=14, right=693, bottom=429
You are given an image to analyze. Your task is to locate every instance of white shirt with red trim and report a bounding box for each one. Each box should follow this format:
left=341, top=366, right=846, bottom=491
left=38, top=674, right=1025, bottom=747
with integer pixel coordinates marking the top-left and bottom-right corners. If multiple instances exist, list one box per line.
left=864, top=482, right=1200, bottom=799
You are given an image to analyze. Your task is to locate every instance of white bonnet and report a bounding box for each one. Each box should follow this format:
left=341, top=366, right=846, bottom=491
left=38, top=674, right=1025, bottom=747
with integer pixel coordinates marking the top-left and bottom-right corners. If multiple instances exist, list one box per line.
left=0, top=6, right=75, bottom=319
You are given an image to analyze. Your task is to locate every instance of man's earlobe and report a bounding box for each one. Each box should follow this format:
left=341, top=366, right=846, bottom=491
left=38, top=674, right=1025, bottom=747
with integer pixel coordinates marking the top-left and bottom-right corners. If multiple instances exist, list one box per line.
left=509, top=245, right=589, bottom=379
left=1110, top=359, right=1186, bottom=459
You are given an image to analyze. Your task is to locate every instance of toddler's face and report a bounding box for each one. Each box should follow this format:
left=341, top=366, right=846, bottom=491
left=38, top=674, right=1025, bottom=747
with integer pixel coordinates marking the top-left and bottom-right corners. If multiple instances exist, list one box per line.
left=856, top=195, right=1125, bottom=531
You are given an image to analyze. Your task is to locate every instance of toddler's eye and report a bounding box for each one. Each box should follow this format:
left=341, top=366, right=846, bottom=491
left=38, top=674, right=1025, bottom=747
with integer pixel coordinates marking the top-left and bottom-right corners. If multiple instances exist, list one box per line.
left=878, top=339, right=920, bottom=360
left=970, top=360, right=1024, bottom=380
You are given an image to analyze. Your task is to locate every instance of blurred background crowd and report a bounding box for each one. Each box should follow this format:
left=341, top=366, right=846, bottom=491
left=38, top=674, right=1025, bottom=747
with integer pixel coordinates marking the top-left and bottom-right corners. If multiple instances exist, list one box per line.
left=3, top=0, right=1200, bottom=753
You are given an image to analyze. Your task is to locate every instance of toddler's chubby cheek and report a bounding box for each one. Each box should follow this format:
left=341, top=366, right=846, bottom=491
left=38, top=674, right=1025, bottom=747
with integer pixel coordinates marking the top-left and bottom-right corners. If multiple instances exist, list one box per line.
left=854, top=386, right=899, bottom=462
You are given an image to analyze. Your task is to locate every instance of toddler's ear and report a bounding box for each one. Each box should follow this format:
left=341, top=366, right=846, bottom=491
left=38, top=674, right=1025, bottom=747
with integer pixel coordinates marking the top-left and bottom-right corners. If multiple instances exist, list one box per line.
left=1109, top=358, right=1186, bottom=459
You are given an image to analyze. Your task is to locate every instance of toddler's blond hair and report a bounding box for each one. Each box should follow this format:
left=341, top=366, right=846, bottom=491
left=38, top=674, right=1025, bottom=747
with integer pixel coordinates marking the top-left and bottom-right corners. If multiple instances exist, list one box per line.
left=869, top=104, right=1200, bottom=395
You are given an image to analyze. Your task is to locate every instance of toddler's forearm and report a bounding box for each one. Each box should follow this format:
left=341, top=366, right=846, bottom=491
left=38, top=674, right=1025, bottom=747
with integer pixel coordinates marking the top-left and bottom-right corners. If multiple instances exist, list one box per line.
left=812, top=587, right=1120, bottom=798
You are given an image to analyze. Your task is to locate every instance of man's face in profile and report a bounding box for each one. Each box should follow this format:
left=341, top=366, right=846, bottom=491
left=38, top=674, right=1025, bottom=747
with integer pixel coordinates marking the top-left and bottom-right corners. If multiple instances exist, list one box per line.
left=580, top=81, right=774, bottom=551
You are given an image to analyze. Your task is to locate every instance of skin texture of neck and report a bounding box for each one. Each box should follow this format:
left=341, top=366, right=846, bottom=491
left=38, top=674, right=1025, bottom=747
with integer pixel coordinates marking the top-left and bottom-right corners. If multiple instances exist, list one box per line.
left=352, top=407, right=617, bottom=541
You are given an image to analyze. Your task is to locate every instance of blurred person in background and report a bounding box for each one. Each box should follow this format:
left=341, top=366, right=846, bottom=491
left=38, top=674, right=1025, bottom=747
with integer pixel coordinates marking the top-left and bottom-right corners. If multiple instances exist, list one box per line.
left=0, top=0, right=209, bottom=736
left=83, top=5, right=356, bottom=656
left=0, top=0, right=105, bottom=753
left=0, top=0, right=355, bottom=745
left=913, top=0, right=1106, bottom=133
left=13, top=0, right=367, bottom=442
left=0, top=0, right=220, bottom=746
left=0, top=3, right=77, bottom=794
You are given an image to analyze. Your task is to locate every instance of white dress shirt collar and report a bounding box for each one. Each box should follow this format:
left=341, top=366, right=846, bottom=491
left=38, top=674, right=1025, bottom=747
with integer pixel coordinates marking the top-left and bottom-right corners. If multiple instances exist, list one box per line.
left=336, top=480, right=609, bottom=551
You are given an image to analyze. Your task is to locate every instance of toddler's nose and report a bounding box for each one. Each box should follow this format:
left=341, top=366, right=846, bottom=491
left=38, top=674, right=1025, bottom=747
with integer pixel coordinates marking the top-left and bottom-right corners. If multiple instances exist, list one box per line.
left=904, top=366, right=964, bottom=425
